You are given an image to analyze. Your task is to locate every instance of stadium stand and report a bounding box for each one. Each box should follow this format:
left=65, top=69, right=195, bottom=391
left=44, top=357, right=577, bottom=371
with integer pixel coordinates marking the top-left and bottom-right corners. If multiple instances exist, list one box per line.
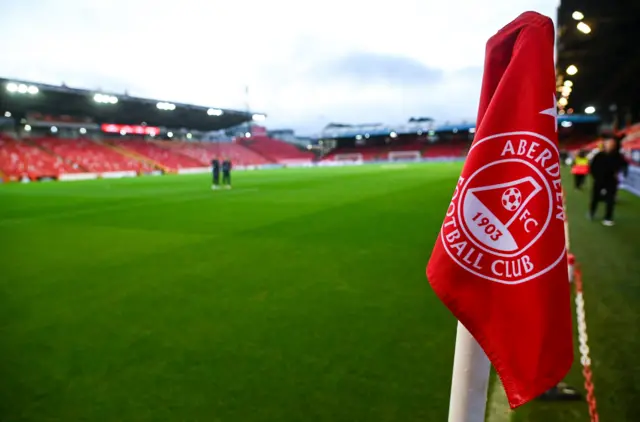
left=239, top=136, right=314, bottom=163
left=0, top=134, right=79, bottom=180
left=322, top=139, right=467, bottom=162
left=2, top=74, right=636, bottom=182
left=421, top=142, right=468, bottom=158
left=32, top=137, right=155, bottom=174
left=156, top=140, right=272, bottom=166
left=322, top=146, right=385, bottom=162
left=107, top=139, right=204, bottom=172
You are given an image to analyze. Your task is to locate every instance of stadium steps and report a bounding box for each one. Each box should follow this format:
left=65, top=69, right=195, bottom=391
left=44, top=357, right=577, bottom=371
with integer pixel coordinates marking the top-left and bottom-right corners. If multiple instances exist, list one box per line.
left=251, top=150, right=278, bottom=163
left=243, top=147, right=277, bottom=163
left=99, top=141, right=168, bottom=173
left=239, top=137, right=312, bottom=163
left=150, top=141, right=209, bottom=166
left=22, top=138, right=90, bottom=172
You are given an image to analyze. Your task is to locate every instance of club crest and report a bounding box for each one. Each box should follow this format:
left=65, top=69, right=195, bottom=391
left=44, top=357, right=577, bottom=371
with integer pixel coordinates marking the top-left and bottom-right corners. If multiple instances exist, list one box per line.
left=439, top=132, right=567, bottom=284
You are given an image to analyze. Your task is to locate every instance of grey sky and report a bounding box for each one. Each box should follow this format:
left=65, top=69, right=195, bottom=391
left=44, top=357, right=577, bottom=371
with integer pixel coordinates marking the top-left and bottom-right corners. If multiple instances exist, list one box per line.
left=0, top=0, right=558, bottom=134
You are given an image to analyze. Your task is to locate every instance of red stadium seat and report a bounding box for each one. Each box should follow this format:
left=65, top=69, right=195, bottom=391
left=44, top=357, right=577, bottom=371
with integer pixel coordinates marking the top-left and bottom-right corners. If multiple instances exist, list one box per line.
left=107, top=139, right=205, bottom=171
left=321, top=137, right=469, bottom=162
left=156, top=140, right=273, bottom=167
left=0, top=135, right=80, bottom=180
left=239, top=136, right=313, bottom=163
left=31, top=137, right=155, bottom=173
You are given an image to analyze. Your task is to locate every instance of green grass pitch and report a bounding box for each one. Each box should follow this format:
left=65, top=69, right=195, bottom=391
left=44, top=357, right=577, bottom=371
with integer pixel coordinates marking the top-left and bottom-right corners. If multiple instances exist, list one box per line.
left=0, top=163, right=638, bottom=422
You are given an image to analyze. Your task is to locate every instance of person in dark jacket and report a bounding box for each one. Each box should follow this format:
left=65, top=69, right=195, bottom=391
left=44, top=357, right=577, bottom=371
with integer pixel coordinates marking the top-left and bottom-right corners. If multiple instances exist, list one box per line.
left=222, top=157, right=232, bottom=189
left=211, top=158, right=220, bottom=190
left=588, top=139, right=627, bottom=226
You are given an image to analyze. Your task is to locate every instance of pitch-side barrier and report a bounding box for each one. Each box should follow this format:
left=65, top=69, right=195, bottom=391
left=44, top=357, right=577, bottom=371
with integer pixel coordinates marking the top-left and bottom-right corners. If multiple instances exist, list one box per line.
left=621, top=165, right=640, bottom=197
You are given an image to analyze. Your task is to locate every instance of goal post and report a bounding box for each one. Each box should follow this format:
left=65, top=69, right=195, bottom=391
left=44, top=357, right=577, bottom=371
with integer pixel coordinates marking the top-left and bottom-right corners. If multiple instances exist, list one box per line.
left=333, top=153, right=364, bottom=163
left=388, top=150, right=422, bottom=162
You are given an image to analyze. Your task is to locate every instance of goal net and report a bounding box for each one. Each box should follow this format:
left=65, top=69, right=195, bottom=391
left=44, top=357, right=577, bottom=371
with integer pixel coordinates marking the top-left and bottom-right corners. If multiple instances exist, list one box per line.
left=388, top=150, right=422, bottom=162
left=333, top=153, right=364, bottom=163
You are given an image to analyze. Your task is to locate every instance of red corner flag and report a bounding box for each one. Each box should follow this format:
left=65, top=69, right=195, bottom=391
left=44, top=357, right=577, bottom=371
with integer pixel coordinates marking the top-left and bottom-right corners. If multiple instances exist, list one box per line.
left=426, top=12, right=573, bottom=408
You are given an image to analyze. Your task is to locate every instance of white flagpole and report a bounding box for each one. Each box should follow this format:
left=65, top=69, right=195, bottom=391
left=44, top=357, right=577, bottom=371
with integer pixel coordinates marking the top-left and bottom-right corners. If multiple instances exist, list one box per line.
left=448, top=322, right=492, bottom=422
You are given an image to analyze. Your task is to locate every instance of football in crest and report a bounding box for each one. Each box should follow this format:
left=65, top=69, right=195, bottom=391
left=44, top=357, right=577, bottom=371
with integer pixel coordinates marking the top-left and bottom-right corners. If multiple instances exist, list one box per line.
left=501, top=188, right=522, bottom=211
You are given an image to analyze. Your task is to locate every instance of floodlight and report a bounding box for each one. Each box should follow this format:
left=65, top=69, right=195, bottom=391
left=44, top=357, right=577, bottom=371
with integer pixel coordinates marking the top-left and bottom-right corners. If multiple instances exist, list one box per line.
left=157, top=102, right=176, bottom=111
left=577, top=22, right=591, bottom=34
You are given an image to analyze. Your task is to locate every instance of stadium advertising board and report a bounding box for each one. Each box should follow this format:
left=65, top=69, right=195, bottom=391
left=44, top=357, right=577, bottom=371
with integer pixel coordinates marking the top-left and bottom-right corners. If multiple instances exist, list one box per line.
left=622, top=164, right=640, bottom=197
left=630, top=149, right=640, bottom=165
left=101, top=123, right=160, bottom=136
left=101, top=171, right=137, bottom=179
left=177, top=168, right=210, bottom=175
left=59, top=173, right=99, bottom=182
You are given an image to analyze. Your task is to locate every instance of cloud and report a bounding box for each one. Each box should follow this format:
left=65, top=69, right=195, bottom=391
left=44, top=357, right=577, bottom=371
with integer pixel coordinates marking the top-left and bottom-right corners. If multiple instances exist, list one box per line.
left=311, top=52, right=444, bottom=87
left=0, top=0, right=560, bottom=134
left=254, top=56, right=482, bottom=133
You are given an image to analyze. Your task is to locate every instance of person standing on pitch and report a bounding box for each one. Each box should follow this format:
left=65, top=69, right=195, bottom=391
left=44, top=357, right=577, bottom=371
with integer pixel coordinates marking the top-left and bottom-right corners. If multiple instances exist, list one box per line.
left=211, top=158, right=220, bottom=190
left=571, top=150, right=589, bottom=190
left=222, top=157, right=232, bottom=189
left=588, top=138, right=627, bottom=226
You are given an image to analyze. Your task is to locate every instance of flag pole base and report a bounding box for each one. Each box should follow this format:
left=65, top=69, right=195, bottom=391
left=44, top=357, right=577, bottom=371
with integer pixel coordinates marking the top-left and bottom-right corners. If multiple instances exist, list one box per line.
left=448, top=321, right=491, bottom=422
